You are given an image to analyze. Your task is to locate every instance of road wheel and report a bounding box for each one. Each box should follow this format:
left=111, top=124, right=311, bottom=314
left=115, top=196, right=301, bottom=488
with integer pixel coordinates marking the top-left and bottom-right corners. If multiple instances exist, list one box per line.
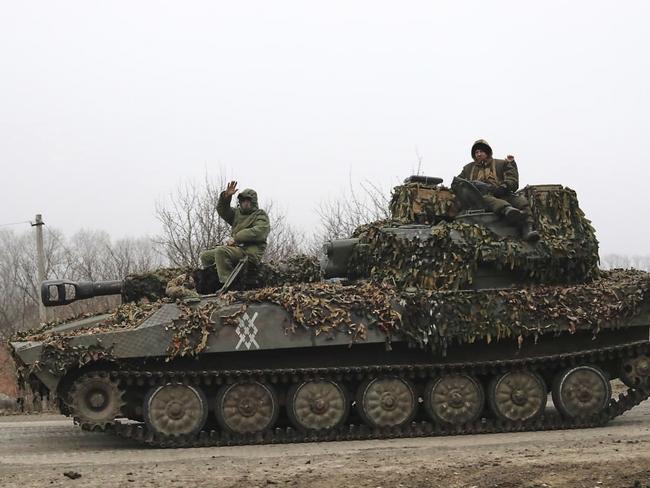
left=68, top=371, right=124, bottom=429
left=287, top=380, right=349, bottom=431
left=488, top=370, right=547, bottom=422
left=356, top=377, right=417, bottom=428
left=620, top=355, right=650, bottom=389
left=144, top=383, right=208, bottom=436
left=215, top=381, right=279, bottom=434
left=424, top=374, right=484, bottom=425
left=552, top=366, right=611, bottom=419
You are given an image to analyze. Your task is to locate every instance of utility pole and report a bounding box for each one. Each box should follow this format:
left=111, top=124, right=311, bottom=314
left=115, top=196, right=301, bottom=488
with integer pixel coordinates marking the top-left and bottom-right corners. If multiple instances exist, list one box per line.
left=32, top=214, right=47, bottom=323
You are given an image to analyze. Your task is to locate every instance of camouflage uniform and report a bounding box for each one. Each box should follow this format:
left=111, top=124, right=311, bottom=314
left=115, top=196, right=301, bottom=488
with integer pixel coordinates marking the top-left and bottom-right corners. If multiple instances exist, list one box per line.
left=459, top=139, right=533, bottom=225
left=200, top=188, right=270, bottom=283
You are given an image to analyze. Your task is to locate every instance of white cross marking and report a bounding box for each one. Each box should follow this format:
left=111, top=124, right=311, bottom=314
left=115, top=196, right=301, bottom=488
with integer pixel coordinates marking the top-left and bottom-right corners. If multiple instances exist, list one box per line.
left=235, top=312, right=260, bottom=350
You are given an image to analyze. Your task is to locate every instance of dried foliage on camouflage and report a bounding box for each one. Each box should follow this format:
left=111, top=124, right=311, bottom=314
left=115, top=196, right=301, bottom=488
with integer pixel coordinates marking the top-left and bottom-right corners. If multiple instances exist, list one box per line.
left=225, top=281, right=400, bottom=341
left=122, top=268, right=189, bottom=302
left=225, top=269, right=649, bottom=352
left=389, top=183, right=457, bottom=224
left=166, top=301, right=219, bottom=359
left=353, top=186, right=600, bottom=290
left=34, top=339, right=114, bottom=376
left=16, top=301, right=165, bottom=343
left=255, top=255, right=322, bottom=287
left=399, top=269, right=650, bottom=351
left=13, top=301, right=165, bottom=382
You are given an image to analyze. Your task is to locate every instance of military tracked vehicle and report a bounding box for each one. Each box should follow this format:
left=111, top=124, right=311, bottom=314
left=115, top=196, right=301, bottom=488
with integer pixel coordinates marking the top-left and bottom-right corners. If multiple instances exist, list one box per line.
left=9, top=176, right=650, bottom=448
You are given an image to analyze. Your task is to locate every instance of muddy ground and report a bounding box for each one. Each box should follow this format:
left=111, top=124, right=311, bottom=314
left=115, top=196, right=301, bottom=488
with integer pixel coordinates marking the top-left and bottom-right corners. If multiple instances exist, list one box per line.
left=1, top=404, right=649, bottom=488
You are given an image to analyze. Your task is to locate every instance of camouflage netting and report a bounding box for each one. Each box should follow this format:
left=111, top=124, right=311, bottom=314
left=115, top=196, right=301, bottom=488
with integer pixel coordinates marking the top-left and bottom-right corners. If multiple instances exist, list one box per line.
left=122, top=268, right=188, bottom=302
left=166, top=302, right=219, bottom=360
left=226, top=281, right=399, bottom=341
left=120, top=255, right=321, bottom=303
left=226, top=269, right=650, bottom=352
left=16, top=301, right=165, bottom=343
left=389, top=182, right=457, bottom=224
left=399, top=268, right=649, bottom=351
left=254, top=255, right=321, bottom=287
left=352, top=185, right=599, bottom=289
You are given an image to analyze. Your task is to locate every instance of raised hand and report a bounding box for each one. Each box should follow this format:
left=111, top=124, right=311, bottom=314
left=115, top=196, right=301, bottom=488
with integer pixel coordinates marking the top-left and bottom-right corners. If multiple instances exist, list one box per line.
left=224, top=181, right=238, bottom=198
left=506, top=155, right=515, bottom=162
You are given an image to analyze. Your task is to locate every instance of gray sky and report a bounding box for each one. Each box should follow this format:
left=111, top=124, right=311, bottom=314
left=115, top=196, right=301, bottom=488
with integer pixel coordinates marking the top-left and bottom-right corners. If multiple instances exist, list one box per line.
left=1, top=0, right=649, bottom=255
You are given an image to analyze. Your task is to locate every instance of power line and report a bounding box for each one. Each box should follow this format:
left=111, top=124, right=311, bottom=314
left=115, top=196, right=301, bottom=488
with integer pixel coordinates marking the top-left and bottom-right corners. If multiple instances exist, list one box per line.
left=0, top=220, right=32, bottom=228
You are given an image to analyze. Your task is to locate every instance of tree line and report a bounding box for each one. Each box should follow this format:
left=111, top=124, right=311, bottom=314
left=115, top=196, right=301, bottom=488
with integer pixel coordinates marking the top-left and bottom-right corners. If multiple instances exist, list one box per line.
left=0, top=173, right=385, bottom=338
left=1, top=172, right=647, bottom=340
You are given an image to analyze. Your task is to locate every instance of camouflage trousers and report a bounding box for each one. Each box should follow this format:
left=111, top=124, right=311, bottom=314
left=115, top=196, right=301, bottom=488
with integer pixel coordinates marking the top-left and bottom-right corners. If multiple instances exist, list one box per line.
left=482, top=194, right=533, bottom=224
left=200, top=245, right=247, bottom=283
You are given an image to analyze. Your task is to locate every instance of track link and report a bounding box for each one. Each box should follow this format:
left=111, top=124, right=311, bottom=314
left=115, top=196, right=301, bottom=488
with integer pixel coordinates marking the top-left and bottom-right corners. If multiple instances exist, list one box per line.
left=79, top=341, right=650, bottom=447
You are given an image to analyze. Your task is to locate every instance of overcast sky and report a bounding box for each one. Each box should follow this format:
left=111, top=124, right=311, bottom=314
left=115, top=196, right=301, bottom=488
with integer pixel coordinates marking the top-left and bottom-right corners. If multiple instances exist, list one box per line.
left=1, top=0, right=648, bottom=255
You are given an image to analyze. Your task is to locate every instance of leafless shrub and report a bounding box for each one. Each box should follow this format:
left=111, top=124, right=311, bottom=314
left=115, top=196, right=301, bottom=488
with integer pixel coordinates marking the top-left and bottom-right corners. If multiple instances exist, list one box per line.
left=155, top=173, right=304, bottom=266
left=309, top=178, right=392, bottom=254
left=0, top=226, right=162, bottom=338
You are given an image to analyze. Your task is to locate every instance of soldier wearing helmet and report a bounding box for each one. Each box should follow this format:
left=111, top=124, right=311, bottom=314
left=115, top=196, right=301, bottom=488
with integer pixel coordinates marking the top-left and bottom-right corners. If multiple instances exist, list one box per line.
left=459, top=140, right=540, bottom=242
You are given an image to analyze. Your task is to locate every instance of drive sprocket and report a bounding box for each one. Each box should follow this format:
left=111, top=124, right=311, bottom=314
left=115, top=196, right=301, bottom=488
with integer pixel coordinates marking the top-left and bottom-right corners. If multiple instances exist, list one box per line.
left=67, top=371, right=125, bottom=430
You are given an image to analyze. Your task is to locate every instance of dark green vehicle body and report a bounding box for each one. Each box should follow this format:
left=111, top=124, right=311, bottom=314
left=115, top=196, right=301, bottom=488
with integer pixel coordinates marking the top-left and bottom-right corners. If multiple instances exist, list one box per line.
left=9, top=178, right=650, bottom=446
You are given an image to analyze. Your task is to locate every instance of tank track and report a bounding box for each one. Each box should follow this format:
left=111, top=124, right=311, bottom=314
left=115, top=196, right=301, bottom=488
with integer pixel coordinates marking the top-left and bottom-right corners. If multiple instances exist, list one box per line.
left=79, top=340, right=650, bottom=448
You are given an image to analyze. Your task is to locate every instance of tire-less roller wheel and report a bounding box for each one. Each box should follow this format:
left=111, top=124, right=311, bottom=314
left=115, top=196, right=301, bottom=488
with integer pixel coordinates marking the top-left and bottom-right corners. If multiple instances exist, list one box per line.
left=424, top=374, right=484, bottom=425
left=357, top=377, right=417, bottom=428
left=215, top=381, right=279, bottom=434
left=488, top=371, right=547, bottom=422
left=552, top=366, right=611, bottom=419
left=144, top=383, right=208, bottom=436
left=287, top=380, right=349, bottom=431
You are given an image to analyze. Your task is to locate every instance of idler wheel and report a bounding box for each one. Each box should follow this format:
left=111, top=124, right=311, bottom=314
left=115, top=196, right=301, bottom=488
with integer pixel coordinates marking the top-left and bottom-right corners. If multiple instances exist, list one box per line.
left=424, top=374, right=484, bottom=425
left=488, top=370, right=547, bottom=422
left=215, top=381, right=279, bottom=434
left=620, top=355, right=650, bottom=389
left=357, top=377, right=416, bottom=428
left=287, top=380, right=349, bottom=431
left=144, top=383, right=208, bottom=436
left=68, top=371, right=124, bottom=429
left=552, top=365, right=611, bottom=419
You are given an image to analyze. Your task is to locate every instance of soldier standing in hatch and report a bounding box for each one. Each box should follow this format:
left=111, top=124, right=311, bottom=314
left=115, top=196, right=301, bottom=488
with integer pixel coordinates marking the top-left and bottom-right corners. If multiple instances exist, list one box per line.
left=459, top=139, right=540, bottom=242
left=200, top=181, right=270, bottom=283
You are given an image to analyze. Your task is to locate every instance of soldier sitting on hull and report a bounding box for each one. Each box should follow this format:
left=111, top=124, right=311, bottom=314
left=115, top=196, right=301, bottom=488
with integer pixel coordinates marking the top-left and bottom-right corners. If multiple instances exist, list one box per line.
left=199, top=181, right=270, bottom=287
left=459, top=139, right=540, bottom=242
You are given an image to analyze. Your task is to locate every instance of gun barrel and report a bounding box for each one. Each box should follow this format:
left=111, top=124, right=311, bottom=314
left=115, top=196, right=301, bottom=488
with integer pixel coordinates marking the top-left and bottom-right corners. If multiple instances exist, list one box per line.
left=41, top=280, right=123, bottom=307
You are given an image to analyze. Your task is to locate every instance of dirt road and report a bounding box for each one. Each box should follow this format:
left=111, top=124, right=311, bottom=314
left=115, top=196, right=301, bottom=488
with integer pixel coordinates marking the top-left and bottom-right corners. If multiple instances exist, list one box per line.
left=1, top=405, right=650, bottom=488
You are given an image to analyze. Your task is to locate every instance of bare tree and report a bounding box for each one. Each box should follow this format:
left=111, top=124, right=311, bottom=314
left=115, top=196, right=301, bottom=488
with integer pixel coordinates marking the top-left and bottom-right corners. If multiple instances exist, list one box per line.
left=263, top=202, right=305, bottom=261
left=156, top=173, right=304, bottom=267
left=155, top=174, right=231, bottom=267
left=311, top=178, right=391, bottom=253
left=106, top=237, right=165, bottom=277
left=0, top=226, right=163, bottom=338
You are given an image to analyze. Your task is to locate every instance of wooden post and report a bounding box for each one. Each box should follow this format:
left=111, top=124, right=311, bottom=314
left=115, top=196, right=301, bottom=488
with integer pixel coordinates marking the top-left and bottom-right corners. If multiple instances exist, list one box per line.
left=32, top=214, right=47, bottom=323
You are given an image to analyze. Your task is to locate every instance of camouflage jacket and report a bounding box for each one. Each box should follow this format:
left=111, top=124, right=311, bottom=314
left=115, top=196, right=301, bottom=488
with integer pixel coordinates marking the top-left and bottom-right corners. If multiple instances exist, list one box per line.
left=217, top=189, right=270, bottom=262
left=459, top=158, right=520, bottom=193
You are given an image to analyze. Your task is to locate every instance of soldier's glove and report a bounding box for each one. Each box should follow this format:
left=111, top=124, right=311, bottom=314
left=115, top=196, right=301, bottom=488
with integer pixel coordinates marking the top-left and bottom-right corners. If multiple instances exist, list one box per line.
left=493, top=185, right=509, bottom=197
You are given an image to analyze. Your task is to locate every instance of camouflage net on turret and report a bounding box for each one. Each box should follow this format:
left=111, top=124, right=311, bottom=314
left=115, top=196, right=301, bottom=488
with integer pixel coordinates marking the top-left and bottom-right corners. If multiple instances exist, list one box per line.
left=389, top=182, right=457, bottom=223
left=352, top=186, right=599, bottom=289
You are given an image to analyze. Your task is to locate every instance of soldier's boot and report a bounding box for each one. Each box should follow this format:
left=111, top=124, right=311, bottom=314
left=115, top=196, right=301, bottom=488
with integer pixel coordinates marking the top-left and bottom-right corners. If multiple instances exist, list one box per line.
left=503, top=206, right=524, bottom=225
left=520, top=222, right=541, bottom=243
left=193, top=267, right=221, bottom=294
